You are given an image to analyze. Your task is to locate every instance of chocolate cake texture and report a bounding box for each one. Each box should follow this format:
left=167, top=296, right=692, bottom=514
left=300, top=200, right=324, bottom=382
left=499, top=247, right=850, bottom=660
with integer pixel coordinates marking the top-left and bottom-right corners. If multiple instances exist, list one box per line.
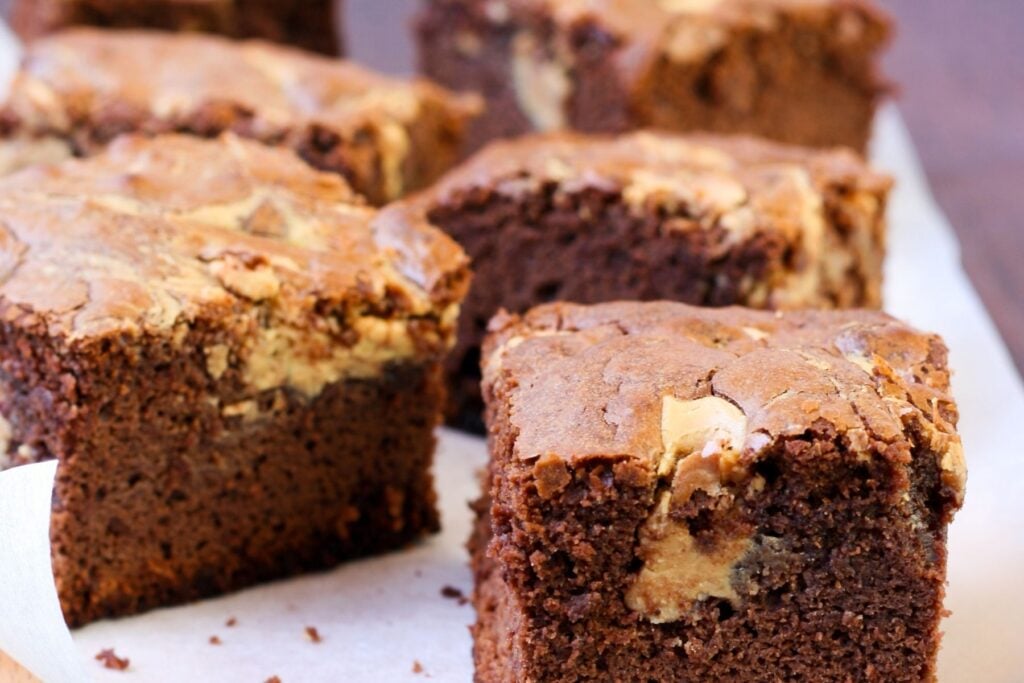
left=474, top=300, right=965, bottom=683
left=0, top=133, right=469, bottom=626
left=410, top=130, right=890, bottom=430
left=7, top=0, right=345, bottom=56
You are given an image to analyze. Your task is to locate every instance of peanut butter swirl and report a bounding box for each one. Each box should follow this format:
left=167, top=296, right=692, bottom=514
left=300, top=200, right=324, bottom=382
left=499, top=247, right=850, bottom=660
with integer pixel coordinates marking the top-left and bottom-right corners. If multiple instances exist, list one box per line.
left=0, top=134, right=469, bottom=392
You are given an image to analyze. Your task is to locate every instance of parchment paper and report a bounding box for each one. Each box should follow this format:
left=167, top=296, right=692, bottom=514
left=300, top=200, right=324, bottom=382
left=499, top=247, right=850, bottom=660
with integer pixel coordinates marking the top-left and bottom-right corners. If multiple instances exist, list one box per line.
left=0, top=34, right=1021, bottom=683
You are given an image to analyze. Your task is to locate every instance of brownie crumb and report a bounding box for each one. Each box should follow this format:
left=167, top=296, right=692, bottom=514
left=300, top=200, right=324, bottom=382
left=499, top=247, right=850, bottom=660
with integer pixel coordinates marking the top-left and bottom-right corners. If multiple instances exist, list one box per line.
left=304, top=626, right=322, bottom=643
left=225, top=617, right=237, bottom=627
left=440, top=585, right=469, bottom=605
left=7, top=0, right=343, bottom=56
left=412, top=660, right=425, bottom=674
left=95, top=649, right=130, bottom=671
left=264, top=677, right=282, bottom=683
left=209, top=635, right=222, bottom=645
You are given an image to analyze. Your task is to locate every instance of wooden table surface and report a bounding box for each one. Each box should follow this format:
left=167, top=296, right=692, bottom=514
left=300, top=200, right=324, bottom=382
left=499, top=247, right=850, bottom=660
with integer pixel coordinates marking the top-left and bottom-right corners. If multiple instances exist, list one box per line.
left=349, top=0, right=1024, bottom=373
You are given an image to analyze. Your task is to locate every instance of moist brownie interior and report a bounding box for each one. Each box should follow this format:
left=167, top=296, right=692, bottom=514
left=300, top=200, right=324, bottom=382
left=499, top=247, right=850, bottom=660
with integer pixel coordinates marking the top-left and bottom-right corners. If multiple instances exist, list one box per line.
left=475, top=301, right=965, bottom=682
left=0, top=133, right=469, bottom=626
left=6, top=0, right=345, bottom=55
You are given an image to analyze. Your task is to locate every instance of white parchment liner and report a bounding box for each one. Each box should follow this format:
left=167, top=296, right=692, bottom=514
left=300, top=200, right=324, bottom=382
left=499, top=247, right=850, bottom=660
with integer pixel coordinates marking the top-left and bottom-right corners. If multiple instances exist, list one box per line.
left=0, top=67, right=1019, bottom=683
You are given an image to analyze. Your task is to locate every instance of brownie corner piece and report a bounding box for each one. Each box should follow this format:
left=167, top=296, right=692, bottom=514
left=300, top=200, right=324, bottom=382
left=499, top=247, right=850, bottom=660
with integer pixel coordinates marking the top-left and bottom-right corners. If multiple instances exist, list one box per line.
left=416, top=130, right=891, bottom=430
left=5, top=0, right=344, bottom=56
left=0, top=29, right=480, bottom=204
left=475, top=301, right=965, bottom=682
left=417, top=0, right=892, bottom=153
left=0, top=133, right=469, bottom=626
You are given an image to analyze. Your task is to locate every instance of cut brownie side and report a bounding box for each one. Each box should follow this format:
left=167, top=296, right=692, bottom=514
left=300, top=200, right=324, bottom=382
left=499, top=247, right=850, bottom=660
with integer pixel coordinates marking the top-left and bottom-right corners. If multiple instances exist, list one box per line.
left=0, top=134, right=469, bottom=626
left=0, top=29, right=480, bottom=205
left=417, top=0, right=891, bottom=153
left=409, top=131, right=890, bottom=430
left=476, top=301, right=965, bottom=683
left=6, top=0, right=345, bottom=55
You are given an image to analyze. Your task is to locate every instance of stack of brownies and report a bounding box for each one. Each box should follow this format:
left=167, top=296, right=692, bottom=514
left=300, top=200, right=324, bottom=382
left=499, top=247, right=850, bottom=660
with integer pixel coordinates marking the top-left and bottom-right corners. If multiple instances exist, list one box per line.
left=0, top=1, right=965, bottom=682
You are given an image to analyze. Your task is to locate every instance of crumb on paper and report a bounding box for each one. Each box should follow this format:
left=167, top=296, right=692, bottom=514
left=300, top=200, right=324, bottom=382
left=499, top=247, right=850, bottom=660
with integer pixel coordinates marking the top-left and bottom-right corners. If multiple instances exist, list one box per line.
left=440, top=584, right=469, bottom=605
left=265, top=677, right=282, bottom=683
left=412, top=660, right=425, bottom=674
left=226, top=617, right=237, bottom=627
left=95, top=649, right=130, bottom=671
left=209, top=635, right=222, bottom=645
left=304, top=626, right=322, bottom=643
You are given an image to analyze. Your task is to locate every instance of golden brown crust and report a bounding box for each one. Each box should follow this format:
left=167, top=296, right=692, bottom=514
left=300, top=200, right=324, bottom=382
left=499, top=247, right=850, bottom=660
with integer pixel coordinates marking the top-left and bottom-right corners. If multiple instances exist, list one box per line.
left=419, top=0, right=891, bottom=153
left=5, top=28, right=471, bottom=136
left=418, top=129, right=892, bottom=234
left=0, top=29, right=481, bottom=203
left=482, top=301, right=964, bottom=504
left=0, top=134, right=469, bottom=353
left=547, top=1, right=888, bottom=30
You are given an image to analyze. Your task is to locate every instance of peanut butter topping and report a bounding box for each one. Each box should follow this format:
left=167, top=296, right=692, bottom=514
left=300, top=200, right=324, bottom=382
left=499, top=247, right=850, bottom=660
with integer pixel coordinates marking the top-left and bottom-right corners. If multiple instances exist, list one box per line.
left=0, top=134, right=469, bottom=394
left=510, top=32, right=571, bottom=131
left=486, top=301, right=966, bottom=623
left=6, top=29, right=473, bottom=139
left=626, top=493, right=751, bottom=623
left=0, top=29, right=480, bottom=203
left=425, top=131, right=887, bottom=222
left=484, top=301, right=966, bottom=501
left=658, top=395, right=747, bottom=479
left=418, top=130, right=891, bottom=309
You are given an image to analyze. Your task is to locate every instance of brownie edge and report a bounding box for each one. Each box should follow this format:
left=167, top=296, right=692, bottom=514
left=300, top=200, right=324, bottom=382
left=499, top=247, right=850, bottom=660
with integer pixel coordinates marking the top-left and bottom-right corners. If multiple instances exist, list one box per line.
left=0, top=133, right=470, bottom=625
left=418, top=0, right=892, bottom=154
left=410, top=130, right=891, bottom=431
left=474, top=301, right=964, bottom=682
left=6, top=0, right=345, bottom=55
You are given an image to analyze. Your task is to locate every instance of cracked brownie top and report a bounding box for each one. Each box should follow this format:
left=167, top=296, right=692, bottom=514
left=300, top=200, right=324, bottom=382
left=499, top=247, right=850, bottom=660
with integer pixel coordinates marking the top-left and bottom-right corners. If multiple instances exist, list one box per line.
left=466, top=0, right=890, bottom=65
left=483, top=300, right=965, bottom=505
left=419, top=130, right=890, bottom=225
left=413, top=130, right=891, bottom=309
left=0, top=133, right=469, bottom=392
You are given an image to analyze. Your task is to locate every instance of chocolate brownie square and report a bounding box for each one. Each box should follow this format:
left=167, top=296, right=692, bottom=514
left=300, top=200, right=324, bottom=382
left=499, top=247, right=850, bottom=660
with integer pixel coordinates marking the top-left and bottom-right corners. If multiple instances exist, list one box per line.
left=0, top=133, right=469, bottom=626
left=409, top=131, right=891, bottom=430
left=475, top=301, right=965, bottom=682
left=418, top=0, right=891, bottom=153
left=6, top=0, right=345, bottom=56
left=0, top=29, right=480, bottom=205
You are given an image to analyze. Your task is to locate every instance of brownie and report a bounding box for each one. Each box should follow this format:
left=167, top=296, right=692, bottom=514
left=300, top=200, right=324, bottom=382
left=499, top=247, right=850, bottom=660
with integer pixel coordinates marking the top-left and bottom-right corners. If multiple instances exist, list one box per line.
left=0, top=133, right=469, bottom=627
left=0, top=29, right=480, bottom=205
left=409, top=130, right=891, bottom=431
left=6, top=0, right=345, bottom=56
left=475, top=301, right=966, bottom=683
left=417, top=0, right=892, bottom=153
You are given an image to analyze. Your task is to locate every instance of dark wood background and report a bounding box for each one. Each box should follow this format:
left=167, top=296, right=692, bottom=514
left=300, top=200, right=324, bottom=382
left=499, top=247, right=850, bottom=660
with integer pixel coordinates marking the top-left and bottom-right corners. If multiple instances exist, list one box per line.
left=349, top=0, right=1024, bottom=370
